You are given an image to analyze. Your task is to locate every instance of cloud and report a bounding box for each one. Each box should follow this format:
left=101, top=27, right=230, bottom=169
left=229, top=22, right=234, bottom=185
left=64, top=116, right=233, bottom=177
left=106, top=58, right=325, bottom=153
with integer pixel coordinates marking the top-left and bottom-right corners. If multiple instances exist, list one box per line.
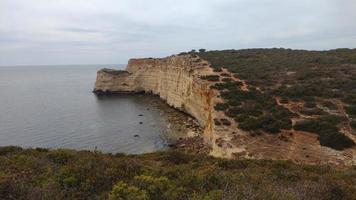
left=0, top=0, right=355, bottom=65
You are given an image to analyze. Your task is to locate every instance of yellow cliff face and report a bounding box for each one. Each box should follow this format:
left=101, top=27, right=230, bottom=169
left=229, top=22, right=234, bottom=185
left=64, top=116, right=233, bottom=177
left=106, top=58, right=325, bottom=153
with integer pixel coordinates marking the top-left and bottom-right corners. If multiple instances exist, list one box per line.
left=94, top=55, right=216, bottom=146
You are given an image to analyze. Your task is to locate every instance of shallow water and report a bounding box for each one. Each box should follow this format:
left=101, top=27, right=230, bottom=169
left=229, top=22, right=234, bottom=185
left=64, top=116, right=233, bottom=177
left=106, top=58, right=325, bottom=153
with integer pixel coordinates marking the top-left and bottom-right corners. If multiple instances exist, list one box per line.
left=0, top=65, right=183, bottom=154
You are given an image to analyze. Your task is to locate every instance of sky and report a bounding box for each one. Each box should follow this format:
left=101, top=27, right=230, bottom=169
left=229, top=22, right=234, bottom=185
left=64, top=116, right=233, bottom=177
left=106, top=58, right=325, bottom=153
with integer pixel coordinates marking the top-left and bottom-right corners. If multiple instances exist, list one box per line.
left=0, top=0, right=355, bottom=65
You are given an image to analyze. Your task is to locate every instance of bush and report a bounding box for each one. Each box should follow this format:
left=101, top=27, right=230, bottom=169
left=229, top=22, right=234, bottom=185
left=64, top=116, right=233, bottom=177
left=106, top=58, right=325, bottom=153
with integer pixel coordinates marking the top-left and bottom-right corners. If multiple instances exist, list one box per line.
left=258, top=115, right=291, bottom=133
left=159, top=151, right=191, bottom=164
left=220, top=73, right=230, bottom=77
left=319, top=115, right=345, bottom=125
left=351, top=121, right=356, bottom=129
left=222, top=78, right=232, bottom=82
left=191, top=190, right=223, bottom=200
left=133, top=175, right=183, bottom=200
left=214, top=103, right=229, bottom=111
left=109, top=181, right=148, bottom=200
left=214, top=119, right=221, bottom=126
left=200, top=75, right=220, bottom=82
left=280, top=97, right=289, bottom=104
left=47, top=150, right=75, bottom=164
left=294, top=118, right=355, bottom=150
left=346, top=105, right=356, bottom=116
left=238, top=117, right=261, bottom=131
left=299, top=107, right=327, bottom=116
left=221, top=118, right=231, bottom=126
left=304, top=101, right=316, bottom=108
left=319, top=131, right=355, bottom=150
left=63, top=176, right=79, bottom=189
left=0, top=146, right=22, bottom=156
left=199, top=49, right=206, bottom=53
left=213, top=68, right=223, bottom=72
left=211, top=82, right=241, bottom=91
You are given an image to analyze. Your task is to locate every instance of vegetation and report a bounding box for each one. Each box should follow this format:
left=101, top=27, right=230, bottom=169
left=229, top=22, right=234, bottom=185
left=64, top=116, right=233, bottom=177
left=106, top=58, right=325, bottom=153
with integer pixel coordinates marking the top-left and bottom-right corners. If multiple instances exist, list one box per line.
left=220, top=118, right=232, bottom=126
left=346, top=105, right=356, bottom=117
left=320, top=101, right=338, bottom=110
left=214, top=118, right=221, bottom=126
left=0, top=146, right=355, bottom=200
left=196, top=48, right=356, bottom=150
left=294, top=115, right=355, bottom=150
left=212, top=84, right=293, bottom=134
left=200, top=75, right=220, bottom=82
left=214, top=103, right=229, bottom=111
left=351, top=120, right=356, bottom=129
left=213, top=68, right=223, bottom=72
left=198, top=49, right=206, bottom=53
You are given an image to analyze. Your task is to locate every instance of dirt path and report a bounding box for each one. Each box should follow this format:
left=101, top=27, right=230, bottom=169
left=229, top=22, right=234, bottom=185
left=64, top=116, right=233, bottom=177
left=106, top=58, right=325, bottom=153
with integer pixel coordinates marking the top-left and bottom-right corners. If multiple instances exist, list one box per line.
left=220, top=68, right=249, bottom=91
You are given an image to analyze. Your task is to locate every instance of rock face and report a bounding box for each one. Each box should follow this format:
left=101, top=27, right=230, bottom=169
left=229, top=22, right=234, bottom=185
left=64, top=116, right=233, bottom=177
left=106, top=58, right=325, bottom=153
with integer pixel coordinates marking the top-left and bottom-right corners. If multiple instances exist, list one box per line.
left=94, top=55, right=217, bottom=145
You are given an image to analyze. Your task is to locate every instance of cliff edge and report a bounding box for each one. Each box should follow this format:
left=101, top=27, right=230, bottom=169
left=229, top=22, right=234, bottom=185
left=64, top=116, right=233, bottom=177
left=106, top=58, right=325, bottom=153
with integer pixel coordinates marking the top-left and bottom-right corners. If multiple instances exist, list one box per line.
left=94, top=55, right=221, bottom=153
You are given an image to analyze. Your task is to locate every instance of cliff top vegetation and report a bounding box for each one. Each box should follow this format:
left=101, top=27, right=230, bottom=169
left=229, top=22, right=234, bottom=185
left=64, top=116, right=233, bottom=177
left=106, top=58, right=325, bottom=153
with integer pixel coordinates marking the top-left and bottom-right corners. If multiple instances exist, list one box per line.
left=193, top=48, right=356, bottom=150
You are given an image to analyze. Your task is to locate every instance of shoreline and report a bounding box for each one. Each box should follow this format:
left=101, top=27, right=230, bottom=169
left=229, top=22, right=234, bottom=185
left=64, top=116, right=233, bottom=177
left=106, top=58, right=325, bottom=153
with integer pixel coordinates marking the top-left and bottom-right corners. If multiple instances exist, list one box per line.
left=99, top=92, right=211, bottom=155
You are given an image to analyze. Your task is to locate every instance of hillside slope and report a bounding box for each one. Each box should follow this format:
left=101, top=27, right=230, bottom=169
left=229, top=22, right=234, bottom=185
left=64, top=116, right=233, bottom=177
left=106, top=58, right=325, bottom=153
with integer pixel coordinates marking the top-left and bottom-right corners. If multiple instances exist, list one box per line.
left=195, top=48, right=356, bottom=164
left=0, top=146, right=355, bottom=200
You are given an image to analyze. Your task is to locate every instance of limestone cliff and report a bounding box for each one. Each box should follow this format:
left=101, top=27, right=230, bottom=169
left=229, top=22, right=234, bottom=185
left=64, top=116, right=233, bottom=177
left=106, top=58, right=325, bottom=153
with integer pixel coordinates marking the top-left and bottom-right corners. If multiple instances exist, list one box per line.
left=94, top=55, right=217, bottom=146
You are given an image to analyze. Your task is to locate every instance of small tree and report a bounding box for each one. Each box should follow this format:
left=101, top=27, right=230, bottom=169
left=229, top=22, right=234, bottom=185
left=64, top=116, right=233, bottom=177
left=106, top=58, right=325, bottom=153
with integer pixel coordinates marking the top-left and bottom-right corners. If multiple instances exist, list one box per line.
left=199, top=49, right=206, bottom=52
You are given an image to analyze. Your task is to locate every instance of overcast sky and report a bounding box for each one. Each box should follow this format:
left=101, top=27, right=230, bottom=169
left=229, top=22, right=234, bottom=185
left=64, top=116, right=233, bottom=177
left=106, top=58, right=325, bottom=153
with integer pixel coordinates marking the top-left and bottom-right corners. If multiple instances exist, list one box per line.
left=0, top=0, right=355, bottom=65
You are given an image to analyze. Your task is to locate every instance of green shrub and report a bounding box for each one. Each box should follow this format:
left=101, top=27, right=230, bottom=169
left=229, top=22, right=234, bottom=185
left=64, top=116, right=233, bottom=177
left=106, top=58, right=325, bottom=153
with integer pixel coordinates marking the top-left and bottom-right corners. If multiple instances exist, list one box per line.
left=0, top=146, right=22, bottom=156
left=222, top=77, right=232, bottom=82
left=200, top=75, right=220, bottom=82
left=213, top=68, right=223, bottom=72
left=238, top=117, right=261, bottom=131
left=343, top=93, right=356, bottom=105
left=63, top=176, right=79, bottom=189
left=346, top=105, right=356, bottom=116
left=319, top=131, right=355, bottom=150
left=214, top=103, right=229, bottom=111
left=133, top=175, right=184, bottom=200
left=191, top=190, right=223, bottom=200
left=258, top=115, right=291, bottom=133
left=294, top=118, right=355, bottom=150
left=280, top=97, right=289, bottom=104
left=211, top=82, right=241, bottom=91
left=47, top=150, right=75, bottom=164
left=220, top=73, right=230, bottom=77
left=351, top=121, right=356, bottom=129
left=319, top=115, right=345, bottom=125
left=214, top=119, right=221, bottom=126
left=159, top=151, right=191, bottom=164
left=109, top=181, right=148, bottom=200
left=304, top=101, right=316, bottom=108
left=299, top=107, right=327, bottom=116
left=220, top=118, right=231, bottom=126
left=35, top=147, right=49, bottom=152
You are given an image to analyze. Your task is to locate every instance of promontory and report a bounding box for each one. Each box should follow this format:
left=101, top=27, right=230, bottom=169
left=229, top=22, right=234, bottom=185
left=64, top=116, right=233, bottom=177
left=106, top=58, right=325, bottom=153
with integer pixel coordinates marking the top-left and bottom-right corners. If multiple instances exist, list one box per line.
left=94, top=49, right=356, bottom=166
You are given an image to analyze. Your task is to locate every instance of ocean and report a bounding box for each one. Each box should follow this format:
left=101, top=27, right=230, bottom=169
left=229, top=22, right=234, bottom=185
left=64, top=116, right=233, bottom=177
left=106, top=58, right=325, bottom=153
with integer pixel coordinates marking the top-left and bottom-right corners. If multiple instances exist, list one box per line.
left=0, top=65, right=176, bottom=154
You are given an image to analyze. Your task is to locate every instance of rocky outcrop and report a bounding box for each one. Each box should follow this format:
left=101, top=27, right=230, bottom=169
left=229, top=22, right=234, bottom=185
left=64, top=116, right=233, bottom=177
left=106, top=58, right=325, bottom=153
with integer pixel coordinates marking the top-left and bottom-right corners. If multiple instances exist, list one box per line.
left=94, top=55, right=218, bottom=147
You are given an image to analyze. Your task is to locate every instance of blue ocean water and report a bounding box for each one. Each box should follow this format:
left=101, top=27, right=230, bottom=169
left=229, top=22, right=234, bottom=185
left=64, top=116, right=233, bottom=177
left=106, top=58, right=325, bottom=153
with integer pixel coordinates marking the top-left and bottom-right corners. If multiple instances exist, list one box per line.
left=0, top=65, right=171, bottom=154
